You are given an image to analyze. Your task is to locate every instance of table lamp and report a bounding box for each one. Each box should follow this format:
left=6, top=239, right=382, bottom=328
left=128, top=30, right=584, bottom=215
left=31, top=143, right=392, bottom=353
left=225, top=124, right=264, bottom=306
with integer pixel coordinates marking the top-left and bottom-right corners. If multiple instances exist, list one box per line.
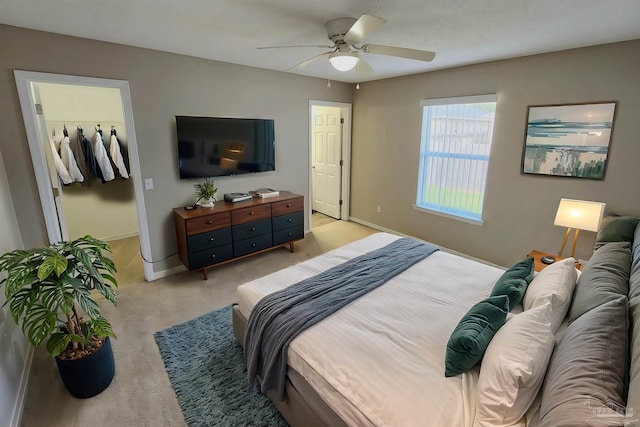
left=554, top=198, right=606, bottom=258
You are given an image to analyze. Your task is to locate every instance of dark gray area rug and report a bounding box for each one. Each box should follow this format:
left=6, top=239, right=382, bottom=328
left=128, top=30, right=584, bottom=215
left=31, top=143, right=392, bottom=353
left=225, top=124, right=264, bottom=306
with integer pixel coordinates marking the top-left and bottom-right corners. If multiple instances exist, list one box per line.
left=154, top=305, right=288, bottom=427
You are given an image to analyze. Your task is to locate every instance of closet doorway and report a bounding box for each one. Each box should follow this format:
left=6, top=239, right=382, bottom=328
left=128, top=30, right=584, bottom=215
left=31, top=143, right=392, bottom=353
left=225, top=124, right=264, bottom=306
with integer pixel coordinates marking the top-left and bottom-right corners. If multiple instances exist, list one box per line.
left=14, top=71, right=153, bottom=283
left=309, top=100, right=352, bottom=228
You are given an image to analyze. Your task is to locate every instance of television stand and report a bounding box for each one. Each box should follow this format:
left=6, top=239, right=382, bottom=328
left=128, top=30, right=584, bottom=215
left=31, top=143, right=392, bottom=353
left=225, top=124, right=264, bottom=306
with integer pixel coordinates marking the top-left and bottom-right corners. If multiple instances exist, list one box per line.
left=173, top=191, right=304, bottom=280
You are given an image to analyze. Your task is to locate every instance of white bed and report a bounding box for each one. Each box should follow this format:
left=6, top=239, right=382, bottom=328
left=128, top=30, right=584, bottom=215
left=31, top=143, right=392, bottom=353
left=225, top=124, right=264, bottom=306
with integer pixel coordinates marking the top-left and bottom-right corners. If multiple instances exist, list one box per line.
left=236, top=233, right=505, bottom=426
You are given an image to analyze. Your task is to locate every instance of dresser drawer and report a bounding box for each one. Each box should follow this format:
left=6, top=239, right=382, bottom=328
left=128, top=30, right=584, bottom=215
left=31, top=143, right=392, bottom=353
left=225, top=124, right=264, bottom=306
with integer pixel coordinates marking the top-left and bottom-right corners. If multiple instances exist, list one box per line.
left=233, top=234, right=272, bottom=257
left=231, top=204, right=271, bottom=225
left=187, top=228, right=232, bottom=253
left=185, top=212, right=231, bottom=236
left=232, top=218, right=272, bottom=241
left=273, top=225, right=304, bottom=246
left=272, top=211, right=304, bottom=232
left=189, top=244, right=233, bottom=270
left=271, top=197, right=304, bottom=217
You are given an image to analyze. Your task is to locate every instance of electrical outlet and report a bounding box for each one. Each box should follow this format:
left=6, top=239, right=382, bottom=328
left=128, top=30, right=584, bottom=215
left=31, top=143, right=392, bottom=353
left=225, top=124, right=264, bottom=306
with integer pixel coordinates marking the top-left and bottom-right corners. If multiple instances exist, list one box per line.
left=376, top=205, right=381, bottom=214
left=144, top=178, right=154, bottom=190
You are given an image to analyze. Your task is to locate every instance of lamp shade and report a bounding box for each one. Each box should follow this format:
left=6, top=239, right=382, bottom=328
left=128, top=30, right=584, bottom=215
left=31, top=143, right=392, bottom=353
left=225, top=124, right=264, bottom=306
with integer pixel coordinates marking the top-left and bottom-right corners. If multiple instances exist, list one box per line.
left=329, top=52, right=359, bottom=71
left=553, top=198, right=606, bottom=232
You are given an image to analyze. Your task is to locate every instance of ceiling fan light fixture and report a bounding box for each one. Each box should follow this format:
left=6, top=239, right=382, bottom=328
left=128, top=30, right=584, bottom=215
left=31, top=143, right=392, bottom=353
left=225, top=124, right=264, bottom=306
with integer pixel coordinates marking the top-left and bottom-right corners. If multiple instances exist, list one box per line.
left=329, top=52, right=359, bottom=71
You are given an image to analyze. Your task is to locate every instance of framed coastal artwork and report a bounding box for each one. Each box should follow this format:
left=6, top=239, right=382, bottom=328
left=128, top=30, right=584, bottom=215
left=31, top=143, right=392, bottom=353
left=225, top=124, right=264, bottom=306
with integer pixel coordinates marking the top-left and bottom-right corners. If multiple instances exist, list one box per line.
left=521, top=101, right=617, bottom=180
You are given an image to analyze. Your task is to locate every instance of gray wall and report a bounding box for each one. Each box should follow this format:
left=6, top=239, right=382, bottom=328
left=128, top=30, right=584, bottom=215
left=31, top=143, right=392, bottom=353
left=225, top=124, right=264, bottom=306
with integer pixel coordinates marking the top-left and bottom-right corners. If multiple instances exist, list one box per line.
left=351, top=40, right=640, bottom=266
left=0, top=152, right=30, bottom=427
left=1, top=23, right=638, bottom=273
left=0, top=24, right=352, bottom=273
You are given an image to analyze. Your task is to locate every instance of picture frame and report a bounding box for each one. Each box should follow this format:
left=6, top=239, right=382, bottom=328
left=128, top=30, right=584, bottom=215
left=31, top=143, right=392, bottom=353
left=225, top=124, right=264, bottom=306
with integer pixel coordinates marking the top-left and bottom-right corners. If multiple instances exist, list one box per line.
left=521, top=101, right=617, bottom=180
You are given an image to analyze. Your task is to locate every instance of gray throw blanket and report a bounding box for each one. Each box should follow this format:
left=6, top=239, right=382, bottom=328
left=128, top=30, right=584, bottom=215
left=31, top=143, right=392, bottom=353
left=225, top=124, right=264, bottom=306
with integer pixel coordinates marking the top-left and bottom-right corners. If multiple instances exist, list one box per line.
left=244, top=237, right=439, bottom=400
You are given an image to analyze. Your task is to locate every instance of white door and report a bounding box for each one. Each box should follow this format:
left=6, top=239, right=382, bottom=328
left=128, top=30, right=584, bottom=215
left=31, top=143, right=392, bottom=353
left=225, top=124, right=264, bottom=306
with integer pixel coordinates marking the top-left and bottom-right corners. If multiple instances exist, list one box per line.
left=311, top=106, right=342, bottom=219
left=32, top=82, right=69, bottom=240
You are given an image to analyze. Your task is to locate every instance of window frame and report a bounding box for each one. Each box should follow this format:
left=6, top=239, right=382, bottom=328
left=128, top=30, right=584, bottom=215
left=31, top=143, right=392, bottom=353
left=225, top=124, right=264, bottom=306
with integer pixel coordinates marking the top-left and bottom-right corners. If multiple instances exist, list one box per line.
left=414, top=94, right=498, bottom=225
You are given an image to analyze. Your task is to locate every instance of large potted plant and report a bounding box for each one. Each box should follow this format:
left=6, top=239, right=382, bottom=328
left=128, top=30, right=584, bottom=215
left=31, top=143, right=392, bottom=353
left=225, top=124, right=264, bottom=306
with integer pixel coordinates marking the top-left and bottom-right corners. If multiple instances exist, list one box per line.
left=0, top=235, right=118, bottom=398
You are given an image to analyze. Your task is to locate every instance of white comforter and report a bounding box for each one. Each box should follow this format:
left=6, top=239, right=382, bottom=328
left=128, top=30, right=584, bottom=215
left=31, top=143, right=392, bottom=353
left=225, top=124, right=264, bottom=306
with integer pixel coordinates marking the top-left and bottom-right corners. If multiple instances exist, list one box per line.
left=236, top=233, right=504, bottom=426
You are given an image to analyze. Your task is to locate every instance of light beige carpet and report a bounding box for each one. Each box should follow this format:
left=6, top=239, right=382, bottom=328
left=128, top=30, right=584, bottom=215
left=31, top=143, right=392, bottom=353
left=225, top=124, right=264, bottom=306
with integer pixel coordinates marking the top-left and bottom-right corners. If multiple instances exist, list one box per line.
left=311, top=211, right=337, bottom=228
left=20, top=220, right=376, bottom=427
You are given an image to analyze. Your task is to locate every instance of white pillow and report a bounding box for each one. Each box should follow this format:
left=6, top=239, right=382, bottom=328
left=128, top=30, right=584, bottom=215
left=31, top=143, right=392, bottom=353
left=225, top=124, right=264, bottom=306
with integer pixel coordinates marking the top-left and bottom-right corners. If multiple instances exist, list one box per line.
left=523, top=258, right=577, bottom=332
left=474, top=303, right=554, bottom=427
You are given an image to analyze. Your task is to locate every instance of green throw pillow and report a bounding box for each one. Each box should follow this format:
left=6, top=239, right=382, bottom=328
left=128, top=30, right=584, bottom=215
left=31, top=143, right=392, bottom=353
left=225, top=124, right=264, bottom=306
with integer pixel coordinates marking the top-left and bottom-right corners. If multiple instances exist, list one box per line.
left=444, top=295, right=510, bottom=377
left=594, top=215, right=639, bottom=251
left=490, top=258, right=535, bottom=310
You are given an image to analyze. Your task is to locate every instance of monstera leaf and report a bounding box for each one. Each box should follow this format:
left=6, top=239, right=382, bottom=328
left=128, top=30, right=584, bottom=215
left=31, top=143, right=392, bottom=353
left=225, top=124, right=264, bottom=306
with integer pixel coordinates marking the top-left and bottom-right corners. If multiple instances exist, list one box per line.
left=0, top=235, right=118, bottom=357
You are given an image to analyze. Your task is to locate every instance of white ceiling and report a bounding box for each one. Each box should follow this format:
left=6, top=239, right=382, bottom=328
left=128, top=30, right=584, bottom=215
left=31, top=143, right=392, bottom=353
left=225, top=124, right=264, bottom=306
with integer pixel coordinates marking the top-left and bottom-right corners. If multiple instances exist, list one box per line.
left=1, top=0, right=639, bottom=83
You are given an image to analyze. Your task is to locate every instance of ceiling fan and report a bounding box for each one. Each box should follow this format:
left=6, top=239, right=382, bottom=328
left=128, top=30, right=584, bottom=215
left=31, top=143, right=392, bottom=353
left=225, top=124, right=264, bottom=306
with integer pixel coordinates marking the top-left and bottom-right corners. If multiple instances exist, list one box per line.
left=258, top=14, right=436, bottom=73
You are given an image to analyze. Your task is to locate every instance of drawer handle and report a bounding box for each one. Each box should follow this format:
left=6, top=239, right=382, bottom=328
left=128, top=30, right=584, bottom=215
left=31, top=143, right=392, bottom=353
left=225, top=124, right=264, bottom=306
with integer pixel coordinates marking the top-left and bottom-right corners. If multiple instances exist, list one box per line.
left=288, top=232, right=292, bottom=236
left=286, top=204, right=291, bottom=208
left=249, top=211, right=254, bottom=216
left=287, top=218, right=292, bottom=222
left=251, top=243, right=256, bottom=247
left=210, top=237, right=215, bottom=241
left=251, top=227, right=256, bottom=231
left=211, top=254, right=216, bottom=259
left=207, top=220, right=213, bottom=224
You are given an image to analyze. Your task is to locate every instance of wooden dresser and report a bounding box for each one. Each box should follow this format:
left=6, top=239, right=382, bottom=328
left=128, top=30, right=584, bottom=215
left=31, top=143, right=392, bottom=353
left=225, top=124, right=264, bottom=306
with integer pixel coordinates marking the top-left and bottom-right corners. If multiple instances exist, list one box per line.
left=173, top=192, right=304, bottom=279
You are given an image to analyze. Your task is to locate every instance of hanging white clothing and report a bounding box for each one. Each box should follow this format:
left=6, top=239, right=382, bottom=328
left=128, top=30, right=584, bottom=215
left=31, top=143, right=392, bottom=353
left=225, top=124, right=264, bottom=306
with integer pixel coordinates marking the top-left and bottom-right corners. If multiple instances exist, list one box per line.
left=94, top=130, right=115, bottom=182
left=49, top=139, right=72, bottom=185
left=59, top=136, right=84, bottom=183
left=109, top=134, right=129, bottom=179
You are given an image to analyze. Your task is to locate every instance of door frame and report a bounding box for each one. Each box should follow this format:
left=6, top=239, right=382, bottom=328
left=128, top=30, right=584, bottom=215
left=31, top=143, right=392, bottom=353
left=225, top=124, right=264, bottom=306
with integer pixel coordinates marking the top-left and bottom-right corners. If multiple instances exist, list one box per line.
left=14, top=70, right=154, bottom=281
left=30, top=81, right=70, bottom=241
left=308, top=100, right=352, bottom=222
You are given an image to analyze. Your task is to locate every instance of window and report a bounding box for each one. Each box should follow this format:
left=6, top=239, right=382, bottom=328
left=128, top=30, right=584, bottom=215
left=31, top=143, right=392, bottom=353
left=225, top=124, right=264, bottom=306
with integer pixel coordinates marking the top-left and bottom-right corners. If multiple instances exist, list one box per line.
left=416, top=94, right=497, bottom=223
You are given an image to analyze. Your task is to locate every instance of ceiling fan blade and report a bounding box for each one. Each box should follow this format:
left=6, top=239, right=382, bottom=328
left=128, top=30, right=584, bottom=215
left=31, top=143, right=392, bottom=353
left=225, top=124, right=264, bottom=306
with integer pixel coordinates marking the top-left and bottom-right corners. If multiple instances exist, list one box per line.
left=344, top=14, right=387, bottom=44
left=257, top=45, right=333, bottom=50
left=363, top=44, right=436, bottom=62
left=355, top=56, right=374, bottom=75
left=286, top=52, right=331, bottom=71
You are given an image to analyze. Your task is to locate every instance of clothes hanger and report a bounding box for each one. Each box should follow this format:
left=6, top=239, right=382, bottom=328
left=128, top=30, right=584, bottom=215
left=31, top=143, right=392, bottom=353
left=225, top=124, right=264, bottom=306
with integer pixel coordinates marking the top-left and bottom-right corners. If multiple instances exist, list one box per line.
left=63, top=125, right=69, bottom=137
left=110, top=126, right=117, bottom=136
left=96, top=124, right=102, bottom=136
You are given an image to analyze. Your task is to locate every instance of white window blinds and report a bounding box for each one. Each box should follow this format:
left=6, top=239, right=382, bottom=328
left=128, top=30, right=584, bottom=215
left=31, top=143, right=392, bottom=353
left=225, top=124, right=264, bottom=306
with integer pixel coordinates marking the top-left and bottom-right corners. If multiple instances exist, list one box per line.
left=416, top=94, right=497, bottom=222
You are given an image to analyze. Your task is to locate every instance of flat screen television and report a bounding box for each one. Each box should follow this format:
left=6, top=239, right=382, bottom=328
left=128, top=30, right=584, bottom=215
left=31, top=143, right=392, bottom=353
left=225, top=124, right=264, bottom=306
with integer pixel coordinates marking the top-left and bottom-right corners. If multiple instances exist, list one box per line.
left=176, top=116, right=275, bottom=179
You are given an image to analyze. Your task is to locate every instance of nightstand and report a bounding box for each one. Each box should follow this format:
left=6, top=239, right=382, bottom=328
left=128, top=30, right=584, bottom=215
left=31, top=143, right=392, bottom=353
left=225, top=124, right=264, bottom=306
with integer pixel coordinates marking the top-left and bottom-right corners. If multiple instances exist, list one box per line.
left=527, top=250, right=582, bottom=272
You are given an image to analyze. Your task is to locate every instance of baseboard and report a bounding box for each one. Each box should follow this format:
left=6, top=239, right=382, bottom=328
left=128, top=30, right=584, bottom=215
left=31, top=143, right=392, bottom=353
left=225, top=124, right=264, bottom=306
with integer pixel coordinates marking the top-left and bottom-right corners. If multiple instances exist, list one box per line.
left=101, top=231, right=140, bottom=242
left=349, top=217, right=504, bottom=269
left=146, top=264, right=186, bottom=281
left=348, top=217, right=410, bottom=237
left=9, top=345, right=34, bottom=427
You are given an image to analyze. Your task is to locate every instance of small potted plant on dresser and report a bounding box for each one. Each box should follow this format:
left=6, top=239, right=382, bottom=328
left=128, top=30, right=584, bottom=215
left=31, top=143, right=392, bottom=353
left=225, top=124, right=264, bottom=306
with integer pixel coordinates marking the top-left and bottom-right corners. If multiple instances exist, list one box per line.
left=0, top=235, right=118, bottom=398
left=194, top=178, right=218, bottom=207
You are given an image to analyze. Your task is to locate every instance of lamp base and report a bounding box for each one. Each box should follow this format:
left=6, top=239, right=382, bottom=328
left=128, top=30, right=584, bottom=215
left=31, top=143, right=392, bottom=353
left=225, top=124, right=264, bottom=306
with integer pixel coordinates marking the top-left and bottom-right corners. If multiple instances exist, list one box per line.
left=557, top=227, right=580, bottom=259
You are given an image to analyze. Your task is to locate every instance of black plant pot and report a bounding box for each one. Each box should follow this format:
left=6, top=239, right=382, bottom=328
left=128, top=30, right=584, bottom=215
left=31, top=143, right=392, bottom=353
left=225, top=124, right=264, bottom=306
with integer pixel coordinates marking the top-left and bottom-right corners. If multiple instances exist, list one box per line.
left=55, top=337, right=115, bottom=398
